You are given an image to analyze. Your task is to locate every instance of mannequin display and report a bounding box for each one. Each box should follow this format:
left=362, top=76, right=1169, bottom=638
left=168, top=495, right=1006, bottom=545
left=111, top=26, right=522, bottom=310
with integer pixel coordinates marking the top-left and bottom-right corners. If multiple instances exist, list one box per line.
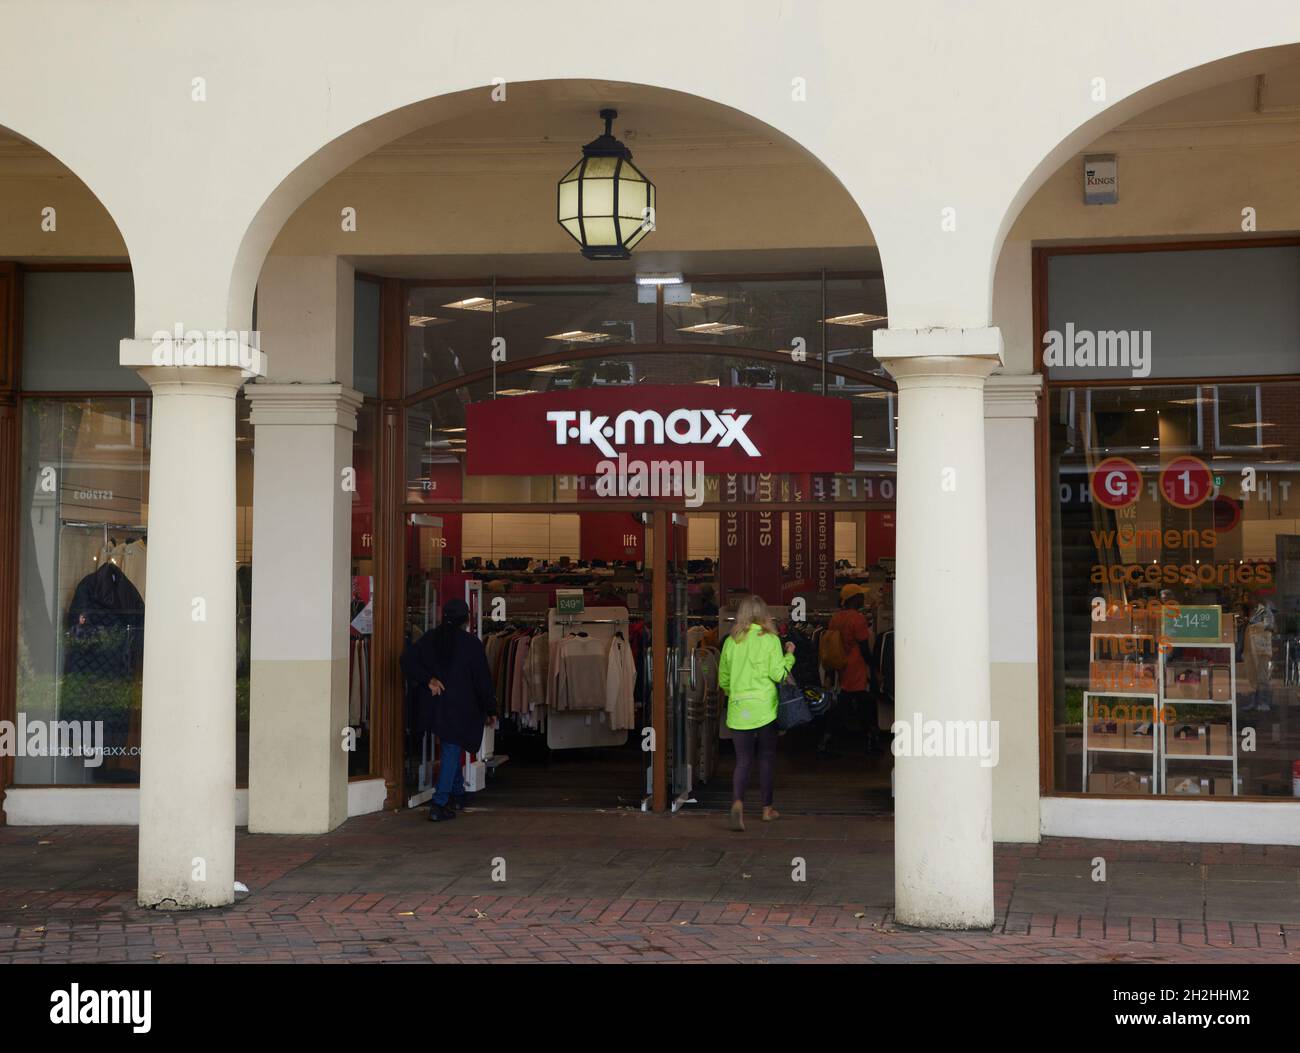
left=1241, top=596, right=1277, bottom=713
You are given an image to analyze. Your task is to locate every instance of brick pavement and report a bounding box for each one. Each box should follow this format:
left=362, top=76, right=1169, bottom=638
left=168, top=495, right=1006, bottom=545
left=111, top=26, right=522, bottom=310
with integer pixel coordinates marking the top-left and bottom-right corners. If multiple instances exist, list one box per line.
left=1, top=807, right=1298, bottom=963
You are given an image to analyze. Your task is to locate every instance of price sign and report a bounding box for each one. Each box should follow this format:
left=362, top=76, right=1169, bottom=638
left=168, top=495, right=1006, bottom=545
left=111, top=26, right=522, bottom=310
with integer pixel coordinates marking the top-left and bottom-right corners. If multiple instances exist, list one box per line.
left=555, top=589, right=585, bottom=614
left=1162, top=604, right=1222, bottom=644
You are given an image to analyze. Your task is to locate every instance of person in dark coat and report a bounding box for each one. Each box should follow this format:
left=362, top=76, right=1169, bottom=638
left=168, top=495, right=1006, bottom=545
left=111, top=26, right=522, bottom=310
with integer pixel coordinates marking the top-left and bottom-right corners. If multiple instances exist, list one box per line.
left=400, top=599, right=497, bottom=822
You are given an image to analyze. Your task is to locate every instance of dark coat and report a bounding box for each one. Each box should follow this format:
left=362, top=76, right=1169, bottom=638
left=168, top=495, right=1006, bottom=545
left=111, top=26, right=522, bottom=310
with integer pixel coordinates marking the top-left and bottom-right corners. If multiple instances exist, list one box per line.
left=65, top=562, right=145, bottom=678
left=400, top=627, right=497, bottom=750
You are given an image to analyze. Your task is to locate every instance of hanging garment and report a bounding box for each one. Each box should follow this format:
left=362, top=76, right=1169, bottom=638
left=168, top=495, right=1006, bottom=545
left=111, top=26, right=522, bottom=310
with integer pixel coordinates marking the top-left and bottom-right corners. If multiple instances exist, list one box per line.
left=349, top=636, right=365, bottom=725
left=551, top=633, right=609, bottom=711
left=63, top=562, right=146, bottom=774
left=605, top=635, right=637, bottom=730
left=1243, top=622, right=1273, bottom=690
left=115, top=538, right=147, bottom=598
left=525, top=629, right=550, bottom=706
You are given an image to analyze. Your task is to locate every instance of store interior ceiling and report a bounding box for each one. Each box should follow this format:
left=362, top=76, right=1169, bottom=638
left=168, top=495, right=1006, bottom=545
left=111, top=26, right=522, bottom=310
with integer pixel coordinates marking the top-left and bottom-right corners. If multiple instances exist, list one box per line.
left=348, top=246, right=883, bottom=280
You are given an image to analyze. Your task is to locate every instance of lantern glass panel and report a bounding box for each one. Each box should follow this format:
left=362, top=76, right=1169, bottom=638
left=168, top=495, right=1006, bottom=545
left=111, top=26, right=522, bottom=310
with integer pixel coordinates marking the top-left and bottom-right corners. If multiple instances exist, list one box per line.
left=584, top=156, right=619, bottom=178
left=558, top=180, right=580, bottom=221
left=623, top=221, right=651, bottom=250
left=583, top=217, right=617, bottom=245
left=582, top=177, right=615, bottom=215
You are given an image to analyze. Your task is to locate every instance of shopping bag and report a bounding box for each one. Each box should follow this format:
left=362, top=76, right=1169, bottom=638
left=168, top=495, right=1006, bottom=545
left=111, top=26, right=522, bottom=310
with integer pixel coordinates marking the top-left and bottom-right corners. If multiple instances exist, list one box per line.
left=776, top=676, right=813, bottom=731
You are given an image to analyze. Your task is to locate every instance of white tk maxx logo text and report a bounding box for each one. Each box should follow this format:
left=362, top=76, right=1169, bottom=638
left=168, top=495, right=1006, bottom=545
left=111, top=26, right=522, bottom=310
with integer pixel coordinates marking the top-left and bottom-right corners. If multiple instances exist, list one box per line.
left=546, top=408, right=761, bottom=459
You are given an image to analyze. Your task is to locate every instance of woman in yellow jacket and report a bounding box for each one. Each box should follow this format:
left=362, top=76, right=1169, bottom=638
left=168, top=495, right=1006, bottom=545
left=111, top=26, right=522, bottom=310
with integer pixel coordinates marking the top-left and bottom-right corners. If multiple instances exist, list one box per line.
left=718, top=594, right=795, bottom=831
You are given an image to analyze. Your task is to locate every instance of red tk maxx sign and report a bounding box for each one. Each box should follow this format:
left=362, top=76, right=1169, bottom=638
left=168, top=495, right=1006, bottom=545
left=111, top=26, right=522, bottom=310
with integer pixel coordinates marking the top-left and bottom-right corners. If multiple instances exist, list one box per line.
left=465, top=385, right=854, bottom=475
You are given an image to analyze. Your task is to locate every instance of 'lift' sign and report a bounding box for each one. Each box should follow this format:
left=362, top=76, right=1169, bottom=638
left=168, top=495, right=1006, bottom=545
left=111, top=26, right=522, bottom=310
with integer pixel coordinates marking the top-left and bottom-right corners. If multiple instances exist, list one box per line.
left=465, top=385, right=854, bottom=475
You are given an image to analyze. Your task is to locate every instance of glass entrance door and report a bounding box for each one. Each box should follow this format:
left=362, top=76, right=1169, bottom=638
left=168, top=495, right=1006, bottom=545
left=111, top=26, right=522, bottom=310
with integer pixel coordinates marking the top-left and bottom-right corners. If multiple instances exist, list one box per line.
left=664, top=513, right=695, bottom=809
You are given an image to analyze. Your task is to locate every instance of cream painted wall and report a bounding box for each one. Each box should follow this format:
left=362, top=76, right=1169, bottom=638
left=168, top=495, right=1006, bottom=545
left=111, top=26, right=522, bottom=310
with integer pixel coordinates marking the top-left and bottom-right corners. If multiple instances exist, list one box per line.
left=273, top=160, right=871, bottom=259
left=0, top=1, right=1297, bottom=335
left=461, top=512, right=581, bottom=561
left=6, top=61, right=1300, bottom=292
left=688, top=515, right=719, bottom=561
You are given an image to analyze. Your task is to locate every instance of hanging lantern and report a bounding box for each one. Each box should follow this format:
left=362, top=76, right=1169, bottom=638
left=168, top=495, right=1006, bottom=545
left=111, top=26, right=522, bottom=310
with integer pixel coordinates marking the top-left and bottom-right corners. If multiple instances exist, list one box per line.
left=557, top=109, right=656, bottom=260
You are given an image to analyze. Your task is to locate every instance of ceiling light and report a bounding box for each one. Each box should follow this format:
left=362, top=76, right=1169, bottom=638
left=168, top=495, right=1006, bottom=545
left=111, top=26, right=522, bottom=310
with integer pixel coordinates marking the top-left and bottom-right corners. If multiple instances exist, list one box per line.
left=674, top=292, right=730, bottom=308
left=442, top=297, right=528, bottom=312
left=557, top=108, right=656, bottom=261
left=1229, top=421, right=1276, bottom=428
left=677, top=322, right=748, bottom=335
left=527, top=363, right=579, bottom=373
left=496, top=388, right=536, bottom=396
left=694, top=378, right=721, bottom=386
left=545, top=330, right=612, bottom=343
left=409, top=315, right=451, bottom=327
left=635, top=272, right=682, bottom=286
left=825, top=312, right=887, bottom=326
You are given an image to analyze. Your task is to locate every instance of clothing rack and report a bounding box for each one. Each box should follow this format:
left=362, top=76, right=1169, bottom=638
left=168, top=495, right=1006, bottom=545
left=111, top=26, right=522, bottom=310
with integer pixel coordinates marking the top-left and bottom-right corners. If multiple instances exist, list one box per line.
left=486, top=611, right=550, bottom=625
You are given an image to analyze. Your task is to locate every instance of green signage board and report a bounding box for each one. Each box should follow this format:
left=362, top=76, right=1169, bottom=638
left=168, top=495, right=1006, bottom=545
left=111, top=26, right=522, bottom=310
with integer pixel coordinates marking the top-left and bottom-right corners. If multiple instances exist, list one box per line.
left=555, top=589, right=585, bottom=615
left=1161, top=604, right=1221, bottom=643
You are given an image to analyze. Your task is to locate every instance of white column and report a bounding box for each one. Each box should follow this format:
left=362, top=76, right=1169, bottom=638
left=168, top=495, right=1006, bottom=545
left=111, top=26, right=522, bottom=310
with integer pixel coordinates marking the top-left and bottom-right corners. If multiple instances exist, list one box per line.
left=246, top=383, right=361, bottom=833
left=126, top=358, right=248, bottom=909
left=245, top=255, right=358, bottom=834
left=876, top=327, right=1002, bottom=930
left=985, top=374, right=1044, bottom=843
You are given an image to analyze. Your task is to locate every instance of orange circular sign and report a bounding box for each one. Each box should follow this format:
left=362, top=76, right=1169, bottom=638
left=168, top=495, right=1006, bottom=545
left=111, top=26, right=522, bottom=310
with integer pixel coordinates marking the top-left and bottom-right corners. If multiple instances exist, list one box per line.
left=1159, top=455, right=1214, bottom=510
left=1091, top=457, right=1142, bottom=510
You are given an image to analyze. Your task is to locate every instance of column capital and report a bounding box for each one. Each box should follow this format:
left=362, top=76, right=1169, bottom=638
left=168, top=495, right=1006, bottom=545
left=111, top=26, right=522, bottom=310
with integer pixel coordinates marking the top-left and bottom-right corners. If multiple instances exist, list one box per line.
left=244, top=382, right=364, bottom=430
left=984, top=372, right=1044, bottom=419
left=120, top=336, right=267, bottom=378
left=873, top=325, right=1004, bottom=364
left=132, top=365, right=249, bottom=398
left=883, top=354, right=1001, bottom=385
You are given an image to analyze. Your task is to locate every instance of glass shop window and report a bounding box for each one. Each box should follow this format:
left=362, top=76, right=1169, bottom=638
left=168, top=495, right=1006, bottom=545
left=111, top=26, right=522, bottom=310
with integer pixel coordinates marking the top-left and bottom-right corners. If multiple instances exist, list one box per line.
left=1048, top=382, right=1300, bottom=799
left=16, top=396, right=256, bottom=786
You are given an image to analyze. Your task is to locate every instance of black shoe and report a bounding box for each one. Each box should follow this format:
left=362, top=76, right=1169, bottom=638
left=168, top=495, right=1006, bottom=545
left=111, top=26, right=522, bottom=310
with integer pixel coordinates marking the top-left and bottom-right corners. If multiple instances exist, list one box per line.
left=451, top=795, right=467, bottom=811
left=428, top=804, right=457, bottom=822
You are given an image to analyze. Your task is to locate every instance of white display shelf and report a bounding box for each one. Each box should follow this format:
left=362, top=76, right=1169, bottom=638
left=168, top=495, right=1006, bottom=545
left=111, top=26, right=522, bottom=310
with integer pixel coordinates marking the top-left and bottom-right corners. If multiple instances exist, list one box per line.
left=1082, top=689, right=1159, bottom=793
left=1159, top=642, right=1238, bottom=795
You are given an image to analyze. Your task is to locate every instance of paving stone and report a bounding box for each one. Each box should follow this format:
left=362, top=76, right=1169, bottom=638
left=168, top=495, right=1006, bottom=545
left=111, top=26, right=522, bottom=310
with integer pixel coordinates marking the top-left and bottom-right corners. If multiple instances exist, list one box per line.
left=2, top=814, right=1299, bottom=963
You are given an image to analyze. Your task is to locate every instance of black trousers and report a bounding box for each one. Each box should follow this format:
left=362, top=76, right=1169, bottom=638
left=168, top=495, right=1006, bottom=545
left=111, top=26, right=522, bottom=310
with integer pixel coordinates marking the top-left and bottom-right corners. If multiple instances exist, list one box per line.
left=732, top=720, right=778, bottom=807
